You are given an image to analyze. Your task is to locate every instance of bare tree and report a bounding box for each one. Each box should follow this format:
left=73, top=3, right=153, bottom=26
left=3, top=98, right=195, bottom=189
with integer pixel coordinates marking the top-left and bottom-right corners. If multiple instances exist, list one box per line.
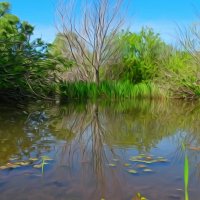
left=56, top=0, right=125, bottom=84
left=178, top=22, right=200, bottom=68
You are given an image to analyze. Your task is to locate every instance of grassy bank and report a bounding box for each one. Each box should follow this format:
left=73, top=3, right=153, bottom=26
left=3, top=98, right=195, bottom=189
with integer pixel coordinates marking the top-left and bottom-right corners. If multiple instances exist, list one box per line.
left=59, top=81, right=166, bottom=101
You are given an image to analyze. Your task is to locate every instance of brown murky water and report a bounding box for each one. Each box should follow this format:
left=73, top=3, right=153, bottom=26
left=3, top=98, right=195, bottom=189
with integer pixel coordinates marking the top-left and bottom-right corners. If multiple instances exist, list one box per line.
left=0, top=100, right=200, bottom=200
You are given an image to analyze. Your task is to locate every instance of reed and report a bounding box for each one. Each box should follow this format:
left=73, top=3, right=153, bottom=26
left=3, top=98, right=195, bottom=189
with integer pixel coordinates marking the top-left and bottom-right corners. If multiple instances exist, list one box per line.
left=182, top=143, right=189, bottom=200
left=59, top=81, right=166, bottom=101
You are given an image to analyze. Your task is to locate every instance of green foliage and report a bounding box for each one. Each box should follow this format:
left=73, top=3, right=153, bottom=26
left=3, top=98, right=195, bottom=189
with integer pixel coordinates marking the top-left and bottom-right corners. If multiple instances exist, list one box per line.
left=157, top=50, right=200, bottom=99
left=1, top=2, right=200, bottom=101
left=49, top=33, right=74, bottom=69
left=0, top=2, right=59, bottom=99
left=104, top=27, right=200, bottom=100
left=59, top=80, right=165, bottom=101
left=117, top=28, right=168, bottom=83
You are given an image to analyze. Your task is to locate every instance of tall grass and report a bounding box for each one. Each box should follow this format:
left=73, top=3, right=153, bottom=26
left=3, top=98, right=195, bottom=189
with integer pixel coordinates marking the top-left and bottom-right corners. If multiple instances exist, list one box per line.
left=59, top=81, right=166, bottom=101
left=182, top=143, right=189, bottom=200
left=184, top=154, right=189, bottom=200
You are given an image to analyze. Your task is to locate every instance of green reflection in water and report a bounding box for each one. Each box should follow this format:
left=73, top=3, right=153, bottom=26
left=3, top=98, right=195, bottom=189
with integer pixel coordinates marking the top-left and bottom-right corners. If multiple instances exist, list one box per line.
left=0, top=100, right=200, bottom=199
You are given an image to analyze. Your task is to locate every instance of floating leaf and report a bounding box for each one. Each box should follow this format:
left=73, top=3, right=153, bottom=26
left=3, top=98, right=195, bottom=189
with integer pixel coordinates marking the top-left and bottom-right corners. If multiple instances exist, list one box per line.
left=16, top=161, right=30, bottom=166
left=0, top=166, right=8, bottom=170
left=145, top=156, right=153, bottom=161
left=9, top=157, right=18, bottom=161
left=128, top=169, right=138, bottom=174
left=157, top=158, right=168, bottom=162
left=137, top=164, right=147, bottom=168
left=0, top=163, right=20, bottom=170
left=130, top=154, right=168, bottom=164
left=33, top=164, right=42, bottom=169
left=41, top=156, right=53, bottom=161
left=157, top=156, right=165, bottom=159
left=129, top=158, right=157, bottom=164
left=11, top=165, right=21, bottom=169
left=136, top=155, right=143, bottom=159
left=124, top=163, right=131, bottom=167
left=131, top=193, right=147, bottom=200
left=143, top=168, right=153, bottom=172
left=108, top=163, right=116, bottom=167
left=29, top=158, right=39, bottom=162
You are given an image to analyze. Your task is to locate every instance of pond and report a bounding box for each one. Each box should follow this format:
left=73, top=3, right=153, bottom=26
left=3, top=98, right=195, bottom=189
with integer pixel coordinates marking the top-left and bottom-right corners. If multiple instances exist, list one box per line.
left=0, top=100, right=200, bottom=200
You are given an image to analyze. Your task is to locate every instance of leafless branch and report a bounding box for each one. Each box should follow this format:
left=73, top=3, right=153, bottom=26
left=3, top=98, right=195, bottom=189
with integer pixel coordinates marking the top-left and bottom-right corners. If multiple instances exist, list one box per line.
left=56, top=0, right=125, bottom=84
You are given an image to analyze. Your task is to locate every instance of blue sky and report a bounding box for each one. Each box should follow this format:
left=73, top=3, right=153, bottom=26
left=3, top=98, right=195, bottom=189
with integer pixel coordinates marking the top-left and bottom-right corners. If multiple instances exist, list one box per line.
left=6, top=0, right=200, bottom=43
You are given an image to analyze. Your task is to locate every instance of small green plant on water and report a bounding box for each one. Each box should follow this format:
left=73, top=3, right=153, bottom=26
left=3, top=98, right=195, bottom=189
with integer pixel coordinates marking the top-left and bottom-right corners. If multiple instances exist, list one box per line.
left=41, top=157, right=48, bottom=175
left=101, top=193, right=147, bottom=200
left=182, top=143, right=189, bottom=200
left=131, top=193, right=147, bottom=200
left=41, top=156, right=52, bottom=175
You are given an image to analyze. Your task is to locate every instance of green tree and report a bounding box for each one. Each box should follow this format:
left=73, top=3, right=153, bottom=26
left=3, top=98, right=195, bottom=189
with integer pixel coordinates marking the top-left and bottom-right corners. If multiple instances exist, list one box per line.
left=0, top=2, right=58, bottom=100
left=121, top=28, right=168, bottom=83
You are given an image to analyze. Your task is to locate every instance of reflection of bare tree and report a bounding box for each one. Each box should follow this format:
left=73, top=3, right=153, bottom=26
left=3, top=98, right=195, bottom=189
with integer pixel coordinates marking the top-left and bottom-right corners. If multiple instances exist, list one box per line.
left=67, top=104, right=107, bottom=188
left=50, top=103, right=125, bottom=198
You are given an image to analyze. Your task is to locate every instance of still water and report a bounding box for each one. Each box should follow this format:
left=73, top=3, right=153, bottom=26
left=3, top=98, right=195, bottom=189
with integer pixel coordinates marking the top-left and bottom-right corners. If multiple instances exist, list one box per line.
left=0, top=100, right=200, bottom=200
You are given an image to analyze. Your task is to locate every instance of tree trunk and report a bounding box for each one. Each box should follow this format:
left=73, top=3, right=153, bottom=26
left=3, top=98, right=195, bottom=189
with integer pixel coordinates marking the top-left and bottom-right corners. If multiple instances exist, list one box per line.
left=94, top=69, right=100, bottom=85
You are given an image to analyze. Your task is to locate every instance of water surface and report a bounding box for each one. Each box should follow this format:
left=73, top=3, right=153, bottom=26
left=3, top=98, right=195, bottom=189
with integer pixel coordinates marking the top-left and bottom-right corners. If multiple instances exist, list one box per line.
left=0, top=100, right=200, bottom=200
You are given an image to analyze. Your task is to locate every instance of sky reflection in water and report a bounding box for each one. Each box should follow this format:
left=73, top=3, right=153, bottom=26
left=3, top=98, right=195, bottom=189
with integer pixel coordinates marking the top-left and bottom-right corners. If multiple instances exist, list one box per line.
left=0, top=100, right=200, bottom=200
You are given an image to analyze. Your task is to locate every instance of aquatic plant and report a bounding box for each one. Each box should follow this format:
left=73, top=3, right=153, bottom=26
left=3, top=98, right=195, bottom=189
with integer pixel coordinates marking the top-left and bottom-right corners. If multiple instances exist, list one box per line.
left=132, top=193, right=147, bottom=200
left=129, top=154, right=168, bottom=164
left=182, top=143, right=189, bottom=200
left=184, top=155, right=189, bottom=200
left=0, top=156, right=53, bottom=175
left=60, top=81, right=165, bottom=101
left=128, top=169, right=138, bottom=174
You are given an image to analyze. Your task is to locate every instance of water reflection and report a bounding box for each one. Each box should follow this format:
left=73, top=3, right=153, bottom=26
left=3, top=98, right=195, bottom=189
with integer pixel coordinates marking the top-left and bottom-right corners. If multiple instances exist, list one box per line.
left=0, top=100, right=200, bottom=199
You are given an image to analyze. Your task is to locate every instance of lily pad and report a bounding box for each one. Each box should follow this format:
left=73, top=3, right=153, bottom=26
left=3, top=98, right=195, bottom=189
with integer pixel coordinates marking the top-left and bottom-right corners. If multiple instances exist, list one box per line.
left=143, top=168, right=153, bottom=172
left=129, top=158, right=157, bottom=164
left=29, top=158, right=39, bottom=162
left=145, top=156, right=153, bottom=161
left=124, top=163, right=131, bottom=167
left=33, top=164, right=42, bottom=169
left=133, top=193, right=147, bottom=200
left=128, top=169, right=138, bottom=174
left=16, top=161, right=30, bottom=166
left=157, top=158, right=168, bottom=162
left=0, top=163, right=21, bottom=170
left=41, top=156, right=53, bottom=161
left=108, top=163, right=116, bottom=167
left=157, top=156, right=165, bottom=159
left=137, top=164, right=147, bottom=168
left=129, top=154, right=168, bottom=164
left=0, top=166, right=8, bottom=170
left=10, top=164, right=21, bottom=169
left=9, top=157, right=18, bottom=161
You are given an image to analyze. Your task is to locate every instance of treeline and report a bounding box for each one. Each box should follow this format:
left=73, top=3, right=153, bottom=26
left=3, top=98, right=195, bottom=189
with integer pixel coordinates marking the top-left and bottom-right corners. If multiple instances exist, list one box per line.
left=0, top=1, right=200, bottom=102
